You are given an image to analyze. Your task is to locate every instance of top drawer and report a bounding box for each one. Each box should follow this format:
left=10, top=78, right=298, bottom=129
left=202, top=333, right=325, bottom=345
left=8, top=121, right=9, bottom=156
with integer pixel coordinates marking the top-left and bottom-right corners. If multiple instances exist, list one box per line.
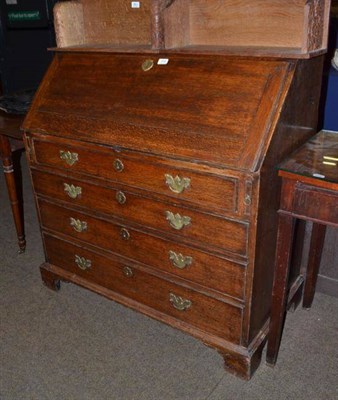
left=29, top=135, right=242, bottom=217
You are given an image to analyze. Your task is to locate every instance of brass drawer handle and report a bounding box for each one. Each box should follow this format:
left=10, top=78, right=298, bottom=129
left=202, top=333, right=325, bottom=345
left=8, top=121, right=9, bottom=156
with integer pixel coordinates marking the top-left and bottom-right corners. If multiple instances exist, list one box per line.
left=113, top=159, right=124, bottom=172
left=165, top=174, right=191, bottom=194
left=142, top=59, right=154, bottom=72
left=64, top=183, right=82, bottom=199
left=70, top=217, right=87, bottom=233
left=165, top=211, right=191, bottom=230
left=169, top=293, right=192, bottom=311
left=116, top=191, right=127, bottom=205
left=169, top=251, right=193, bottom=269
left=60, top=150, right=79, bottom=166
left=120, top=228, right=130, bottom=241
left=75, top=255, right=91, bottom=271
left=123, top=266, right=134, bottom=278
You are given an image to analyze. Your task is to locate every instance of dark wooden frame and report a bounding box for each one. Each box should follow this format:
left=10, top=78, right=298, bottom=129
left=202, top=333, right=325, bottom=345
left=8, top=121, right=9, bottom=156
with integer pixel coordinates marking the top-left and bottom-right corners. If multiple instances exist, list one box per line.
left=267, top=171, right=338, bottom=365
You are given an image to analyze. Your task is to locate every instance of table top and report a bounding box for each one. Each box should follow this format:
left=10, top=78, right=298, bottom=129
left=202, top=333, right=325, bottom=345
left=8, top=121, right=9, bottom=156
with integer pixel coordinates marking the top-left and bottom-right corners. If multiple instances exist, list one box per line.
left=0, top=111, right=24, bottom=140
left=279, top=130, right=338, bottom=184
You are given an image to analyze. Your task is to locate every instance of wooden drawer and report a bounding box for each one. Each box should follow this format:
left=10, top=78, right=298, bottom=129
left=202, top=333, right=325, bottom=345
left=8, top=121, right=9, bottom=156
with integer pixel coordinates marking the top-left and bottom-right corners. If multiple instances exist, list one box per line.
left=292, top=184, right=338, bottom=225
left=34, top=175, right=248, bottom=256
left=30, top=136, right=239, bottom=216
left=38, top=198, right=246, bottom=299
left=43, top=234, right=242, bottom=344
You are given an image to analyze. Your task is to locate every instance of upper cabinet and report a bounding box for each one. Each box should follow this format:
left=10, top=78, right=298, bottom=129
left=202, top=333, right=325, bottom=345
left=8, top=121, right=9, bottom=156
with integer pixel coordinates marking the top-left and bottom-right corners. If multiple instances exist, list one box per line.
left=53, top=0, right=331, bottom=58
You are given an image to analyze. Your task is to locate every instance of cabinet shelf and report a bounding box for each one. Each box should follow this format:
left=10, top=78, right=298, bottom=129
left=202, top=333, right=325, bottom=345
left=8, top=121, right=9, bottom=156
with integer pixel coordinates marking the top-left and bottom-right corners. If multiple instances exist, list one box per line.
left=52, top=44, right=327, bottom=60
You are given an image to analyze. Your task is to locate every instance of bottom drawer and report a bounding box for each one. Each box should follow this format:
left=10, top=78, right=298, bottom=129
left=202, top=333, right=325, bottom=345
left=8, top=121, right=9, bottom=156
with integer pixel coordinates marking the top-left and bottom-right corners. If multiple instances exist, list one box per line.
left=44, top=234, right=242, bottom=344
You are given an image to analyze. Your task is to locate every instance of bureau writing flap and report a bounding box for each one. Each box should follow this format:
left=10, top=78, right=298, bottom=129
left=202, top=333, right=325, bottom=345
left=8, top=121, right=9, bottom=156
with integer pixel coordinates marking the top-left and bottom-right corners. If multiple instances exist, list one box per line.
left=23, top=52, right=294, bottom=171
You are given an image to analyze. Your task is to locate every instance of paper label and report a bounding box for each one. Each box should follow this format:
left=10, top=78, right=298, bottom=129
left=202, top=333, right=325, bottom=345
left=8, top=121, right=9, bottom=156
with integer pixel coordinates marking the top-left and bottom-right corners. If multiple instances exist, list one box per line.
left=158, top=58, right=169, bottom=65
left=8, top=11, right=41, bottom=21
left=131, top=1, right=140, bottom=8
left=6, top=0, right=18, bottom=4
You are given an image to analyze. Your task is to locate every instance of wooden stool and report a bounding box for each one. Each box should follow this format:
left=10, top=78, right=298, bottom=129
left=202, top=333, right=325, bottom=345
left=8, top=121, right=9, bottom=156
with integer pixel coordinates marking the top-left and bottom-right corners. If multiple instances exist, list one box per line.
left=0, top=111, right=26, bottom=253
left=267, top=130, right=338, bottom=366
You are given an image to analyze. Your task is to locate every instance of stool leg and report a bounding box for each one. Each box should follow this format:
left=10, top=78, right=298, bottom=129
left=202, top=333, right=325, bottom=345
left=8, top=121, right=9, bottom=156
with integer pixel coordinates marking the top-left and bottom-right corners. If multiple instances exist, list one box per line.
left=267, top=213, right=295, bottom=366
left=0, top=135, right=26, bottom=253
left=303, top=223, right=326, bottom=309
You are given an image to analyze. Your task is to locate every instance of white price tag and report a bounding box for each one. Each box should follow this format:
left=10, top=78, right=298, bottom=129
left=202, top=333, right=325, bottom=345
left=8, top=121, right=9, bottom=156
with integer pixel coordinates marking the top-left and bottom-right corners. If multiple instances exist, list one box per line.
left=131, top=1, right=140, bottom=8
left=157, top=58, right=169, bottom=65
left=313, top=173, right=325, bottom=179
left=6, top=0, right=18, bottom=4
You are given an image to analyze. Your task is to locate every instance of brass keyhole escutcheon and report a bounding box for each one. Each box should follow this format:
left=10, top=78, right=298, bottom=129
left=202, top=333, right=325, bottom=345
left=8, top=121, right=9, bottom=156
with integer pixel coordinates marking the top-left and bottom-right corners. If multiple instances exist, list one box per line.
left=120, top=228, right=130, bottom=241
left=244, top=194, right=252, bottom=206
left=116, top=191, right=127, bottom=205
left=114, top=159, right=124, bottom=172
left=142, top=59, right=154, bottom=72
left=123, top=266, right=134, bottom=278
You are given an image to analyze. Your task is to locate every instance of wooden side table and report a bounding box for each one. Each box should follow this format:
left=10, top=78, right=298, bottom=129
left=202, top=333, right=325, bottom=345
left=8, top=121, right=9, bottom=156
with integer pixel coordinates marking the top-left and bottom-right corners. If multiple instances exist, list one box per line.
left=267, top=130, right=338, bottom=366
left=0, top=111, right=26, bottom=253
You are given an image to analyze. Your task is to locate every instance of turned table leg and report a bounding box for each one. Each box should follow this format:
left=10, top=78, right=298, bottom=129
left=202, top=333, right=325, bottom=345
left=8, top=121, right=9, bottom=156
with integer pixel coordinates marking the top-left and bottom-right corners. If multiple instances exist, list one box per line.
left=0, top=134, right=26, bottom=253
left=266, top=213, right=295, bottom=366
left=303, top=223, right=326, bottom=309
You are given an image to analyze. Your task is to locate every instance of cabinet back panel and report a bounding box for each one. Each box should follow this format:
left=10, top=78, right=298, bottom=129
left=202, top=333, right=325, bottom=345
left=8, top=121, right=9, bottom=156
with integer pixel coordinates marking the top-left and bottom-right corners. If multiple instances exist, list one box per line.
left=188, top=0, right=304, bottom=48
left=81, top=0, right=151, bottom=45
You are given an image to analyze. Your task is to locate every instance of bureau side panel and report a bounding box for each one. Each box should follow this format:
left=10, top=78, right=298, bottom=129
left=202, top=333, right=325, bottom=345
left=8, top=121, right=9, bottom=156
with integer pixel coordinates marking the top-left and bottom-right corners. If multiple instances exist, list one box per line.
left=247, top=56, right=325, bottom=342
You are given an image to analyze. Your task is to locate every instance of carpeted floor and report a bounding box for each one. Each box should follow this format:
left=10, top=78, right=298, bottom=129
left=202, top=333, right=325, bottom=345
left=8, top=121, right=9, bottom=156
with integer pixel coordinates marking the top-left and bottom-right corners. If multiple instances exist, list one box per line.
left=1, top=155, right=337, bottom=400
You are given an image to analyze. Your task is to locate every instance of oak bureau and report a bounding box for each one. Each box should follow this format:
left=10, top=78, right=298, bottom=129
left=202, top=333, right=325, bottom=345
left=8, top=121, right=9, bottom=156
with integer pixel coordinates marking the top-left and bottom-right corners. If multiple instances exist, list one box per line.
left=22, top=0, right=331, bottom=379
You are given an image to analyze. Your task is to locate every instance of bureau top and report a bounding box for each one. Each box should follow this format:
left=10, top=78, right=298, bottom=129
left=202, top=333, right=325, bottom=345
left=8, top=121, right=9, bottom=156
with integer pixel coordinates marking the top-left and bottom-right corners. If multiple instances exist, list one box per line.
left=23, top=52, right=296, bottom=172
